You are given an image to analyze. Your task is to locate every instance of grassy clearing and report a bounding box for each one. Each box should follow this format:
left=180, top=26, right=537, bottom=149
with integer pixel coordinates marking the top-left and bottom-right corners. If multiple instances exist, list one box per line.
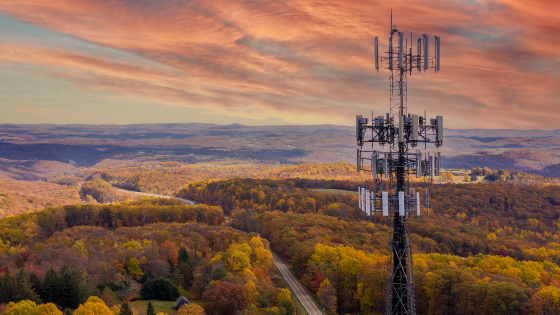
left=311, top=188, right=358, bottom=196
left=129, top=300, right=177, bottom=315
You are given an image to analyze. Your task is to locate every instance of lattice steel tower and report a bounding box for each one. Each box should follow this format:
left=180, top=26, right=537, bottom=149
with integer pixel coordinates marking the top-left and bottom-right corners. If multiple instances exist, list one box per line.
left=355, top=13, right=443, bottom=315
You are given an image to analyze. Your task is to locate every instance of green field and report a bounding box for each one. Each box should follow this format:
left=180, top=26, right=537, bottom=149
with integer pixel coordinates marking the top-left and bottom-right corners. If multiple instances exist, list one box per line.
left=311, top=188, right=358, bottom=195
left=129, top=300, right=177, bottom=315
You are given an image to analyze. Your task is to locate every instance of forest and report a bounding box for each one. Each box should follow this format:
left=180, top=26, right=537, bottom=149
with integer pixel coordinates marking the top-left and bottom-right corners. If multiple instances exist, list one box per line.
left=0, top=200, right=298, bottom=315
left=3, top=160, right=560, bottom=314
left=174, top=177, right=560, bottom=314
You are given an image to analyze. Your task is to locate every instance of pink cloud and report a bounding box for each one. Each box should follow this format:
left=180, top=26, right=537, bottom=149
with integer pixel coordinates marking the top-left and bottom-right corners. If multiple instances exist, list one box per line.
left=0, top=0, right=558, bottom=127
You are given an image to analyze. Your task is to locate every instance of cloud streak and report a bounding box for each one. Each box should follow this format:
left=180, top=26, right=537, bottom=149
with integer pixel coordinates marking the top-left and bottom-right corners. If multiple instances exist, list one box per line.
left=0, top=0, right=559, bottom=127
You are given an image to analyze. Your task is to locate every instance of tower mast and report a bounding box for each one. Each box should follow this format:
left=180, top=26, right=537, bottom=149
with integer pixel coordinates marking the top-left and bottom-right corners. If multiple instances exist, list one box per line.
left=355, top=13, right=443, bottom=315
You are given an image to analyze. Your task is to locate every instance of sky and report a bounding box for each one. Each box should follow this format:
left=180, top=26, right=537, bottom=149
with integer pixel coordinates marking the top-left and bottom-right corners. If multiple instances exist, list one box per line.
left=0, top=0, right=558, bottom=128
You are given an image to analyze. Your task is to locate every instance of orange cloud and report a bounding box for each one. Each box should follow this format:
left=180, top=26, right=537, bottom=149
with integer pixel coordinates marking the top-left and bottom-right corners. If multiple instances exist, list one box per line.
left=0, top=0, right=559, bottom=127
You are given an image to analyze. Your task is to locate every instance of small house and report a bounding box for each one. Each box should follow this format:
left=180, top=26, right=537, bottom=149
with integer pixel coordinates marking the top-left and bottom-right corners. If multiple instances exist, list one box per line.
left=174, top=295, right=190, bottom=310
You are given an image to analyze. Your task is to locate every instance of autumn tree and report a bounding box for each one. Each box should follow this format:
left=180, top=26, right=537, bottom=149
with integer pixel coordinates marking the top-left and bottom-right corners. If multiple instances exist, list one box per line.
left=275, top=289, right=295, bottom=315
left=177, top=304, right=206, bottom=315
left=203, top=281, right=246, bottom=315
left=80, top=179, right=113, bottom=203
left=245, top=280, right=259, bottom=306
left=317, top=279, right=337, bottom=314
left=73, top=296, right=113, bottom=315
left=128, top=258, right=143, bottom=281
left=35, top=303, right=64, bottom=315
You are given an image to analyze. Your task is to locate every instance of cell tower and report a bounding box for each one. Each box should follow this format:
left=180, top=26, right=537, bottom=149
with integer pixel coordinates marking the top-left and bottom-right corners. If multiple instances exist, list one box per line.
left=355, top=12, right=443, bottom=315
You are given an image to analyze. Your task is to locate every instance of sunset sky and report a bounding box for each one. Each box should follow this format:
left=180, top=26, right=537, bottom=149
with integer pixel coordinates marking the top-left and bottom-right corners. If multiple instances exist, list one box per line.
left=0, top=0, right=558, bottom=128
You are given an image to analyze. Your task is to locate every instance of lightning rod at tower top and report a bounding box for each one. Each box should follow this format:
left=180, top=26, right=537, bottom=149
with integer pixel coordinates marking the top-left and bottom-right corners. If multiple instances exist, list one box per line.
left=355, top=11, right=443, bottom=315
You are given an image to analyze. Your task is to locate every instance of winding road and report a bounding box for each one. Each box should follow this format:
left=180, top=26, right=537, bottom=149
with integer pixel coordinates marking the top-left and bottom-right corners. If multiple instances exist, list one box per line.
left=117, top=188, right=322, bottom=314
left=272, top=253, right=323, bottom=315
left=115, top=188, right=198, bottom=205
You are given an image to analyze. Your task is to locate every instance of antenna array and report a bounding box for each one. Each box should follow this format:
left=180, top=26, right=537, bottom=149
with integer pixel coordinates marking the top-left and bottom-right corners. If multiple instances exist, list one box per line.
left=355, top=13, right=443, bottom=315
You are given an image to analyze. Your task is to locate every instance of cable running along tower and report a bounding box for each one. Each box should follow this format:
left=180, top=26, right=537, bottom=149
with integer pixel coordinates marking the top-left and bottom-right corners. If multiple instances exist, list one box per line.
left=356, top=13, right=443, bottom=315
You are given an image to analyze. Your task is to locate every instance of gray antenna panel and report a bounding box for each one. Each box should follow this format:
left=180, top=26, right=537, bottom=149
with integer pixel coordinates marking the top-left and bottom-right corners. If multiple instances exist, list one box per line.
left=412, top=114, right=418, bottom=141
left=399, top=115, right=404, bottom=143
left=436, top=116, right=443, bottom=141
left=356, top=115, right=362, bottom=141
left=374, top=37, right=379, bottom=70
left=436, top=152, right=441, bottom=176
left=384, top=152, right=389, bottom=178
left=435, top=36, right=440, bottom=71
left=423, top=34, right=429, bottom=70
left=417, top=38, right=422, bottom=70
left=358, top=187, right=362, bottom=210
left=398, top=32, right=403, bottom=68
left=389, top=37, right=393, bottom=70
left=357, top=149, right=361, bottom=172
left=430, top=155, right=434, bottom=181
left=416, top=152, right=422, bottom=177
left=372, top=151, right=378, bottom=180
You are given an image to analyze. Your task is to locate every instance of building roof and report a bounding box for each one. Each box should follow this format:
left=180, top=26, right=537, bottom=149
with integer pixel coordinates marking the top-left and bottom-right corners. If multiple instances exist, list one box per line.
left=174, top=295, right=190, bottom=308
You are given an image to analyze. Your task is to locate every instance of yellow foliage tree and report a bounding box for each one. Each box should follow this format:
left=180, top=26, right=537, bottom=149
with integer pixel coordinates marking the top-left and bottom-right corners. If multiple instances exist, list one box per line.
left=128, top=258, right=143, bottom=280
left=35, top=303, right=64, bottom=315
left=176, top=304, right=206, bottom=315
left=224, top=249, right=250, bottom=271
left=74, top=296, right=113, bottom=315
left=245, top=280, right=260, bottom=306
left=537, top=286, right=560, bottom=306
left=5, top=300, right=37, bottom=315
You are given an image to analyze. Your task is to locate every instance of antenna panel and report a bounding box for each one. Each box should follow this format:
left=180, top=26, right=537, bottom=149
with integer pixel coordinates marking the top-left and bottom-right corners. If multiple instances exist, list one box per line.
left=399, top=191, right=405, bottom=216
left=374, top=37, right=379, bottom=70
left=416, top=152, right=422, bottom=177
left=357, top=149, right=361, bottom=172
left=416, top=192, right=420, bottom=216
left=435, top=36, right=440, bottom=71
left=382, top=191, right=388, bottom=216
left=366, top=190, right=370, bottom=213
left=436, top=116, right=443, bottom=142
left=372, top=151, right=378, bottom=180
left=412, top=114, right=418, bottom=141
left=417, top=38, right=422, bottom=70
left=358, top=187, right=362, bottom=210
left=398, top=32, right=403, bottom=68
left=436, top=152, right=441, bottom=176
left=399, top=115, right=404, bottom=143
left=356, top=115, right=362, bottom=141
left=389, top=37, right=393, bottom=70
left=383, top=152, right=389, bottom=178
left=423, top=34, right=429, bottom=70
left=430, top=155, right=434, bottom=181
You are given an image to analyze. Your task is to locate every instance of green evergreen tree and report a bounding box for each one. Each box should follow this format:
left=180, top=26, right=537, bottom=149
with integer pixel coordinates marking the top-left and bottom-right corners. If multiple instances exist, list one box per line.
left=178, top=247, right=190, bottom=264
left=59, top=265, right=83, bottom=309
left=146, top=301, right=156, bottom=315
left=13, top=270, right=42, bottom=303
left=29, top=272, right=42, bottom=297
left=120, top=300, right=134, bottom=315
left=1, top=269, right=16, bottom=303
left=42, top=267, right=60, bottom=304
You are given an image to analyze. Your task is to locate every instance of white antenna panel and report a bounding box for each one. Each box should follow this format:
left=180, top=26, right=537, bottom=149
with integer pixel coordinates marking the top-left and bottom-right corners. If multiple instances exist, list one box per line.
left=399, top=191, right=405, bottom=216
left=416, top=192, right=420, bottom=216
left=382, top=191, right=389, bottom=216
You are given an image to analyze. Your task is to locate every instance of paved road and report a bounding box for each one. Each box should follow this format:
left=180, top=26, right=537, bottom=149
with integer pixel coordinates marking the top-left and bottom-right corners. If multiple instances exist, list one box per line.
left=115, top=188, right=198, bottom=206
left=272, top=253, right=323, bottom=315
left=115, top=188, right=322, bottom=314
